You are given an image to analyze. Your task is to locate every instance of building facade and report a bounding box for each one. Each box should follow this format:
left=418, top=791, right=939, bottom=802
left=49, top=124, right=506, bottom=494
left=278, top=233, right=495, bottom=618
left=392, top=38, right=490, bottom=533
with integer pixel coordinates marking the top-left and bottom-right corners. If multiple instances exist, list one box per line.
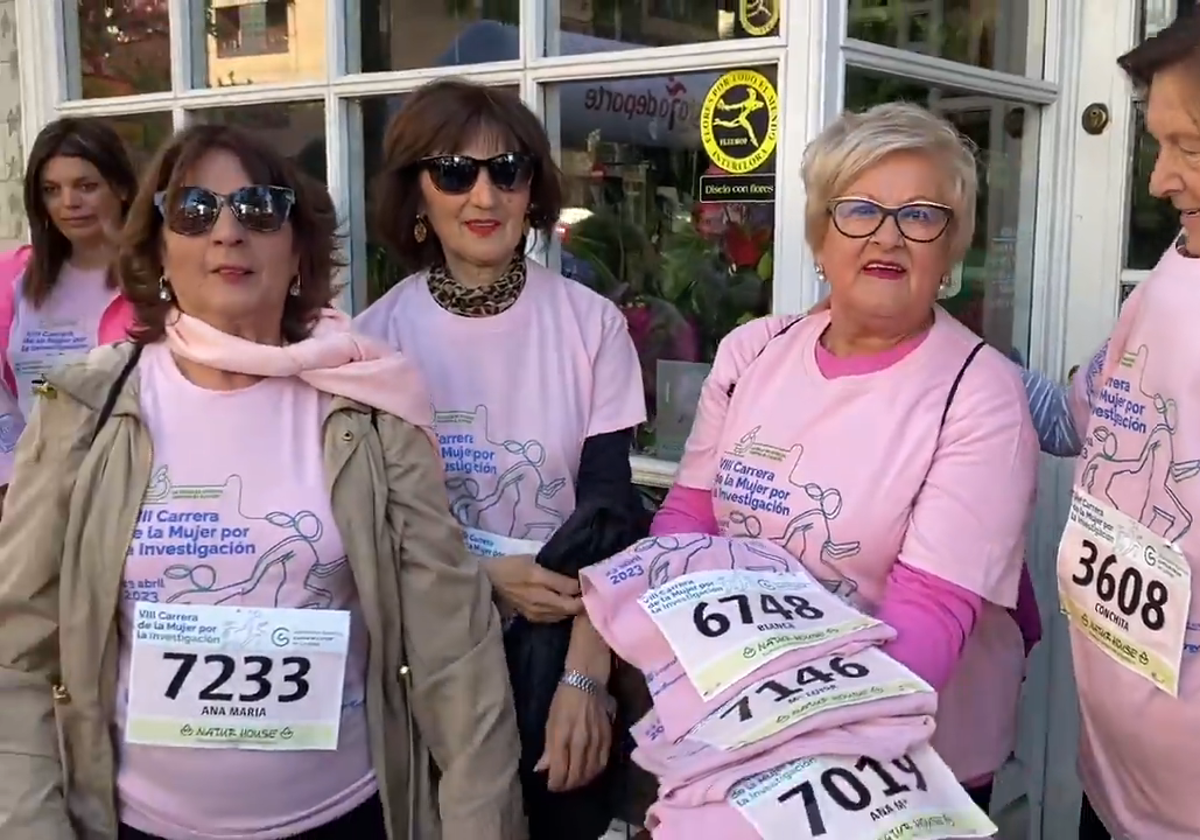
left=4, top=0, right=1197, bottom=835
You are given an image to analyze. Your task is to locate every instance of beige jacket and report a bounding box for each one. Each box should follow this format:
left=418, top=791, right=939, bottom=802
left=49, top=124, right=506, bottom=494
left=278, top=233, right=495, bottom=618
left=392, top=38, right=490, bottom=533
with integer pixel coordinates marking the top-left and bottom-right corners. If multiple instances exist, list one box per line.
left=0, top=342, right=526, bottom=840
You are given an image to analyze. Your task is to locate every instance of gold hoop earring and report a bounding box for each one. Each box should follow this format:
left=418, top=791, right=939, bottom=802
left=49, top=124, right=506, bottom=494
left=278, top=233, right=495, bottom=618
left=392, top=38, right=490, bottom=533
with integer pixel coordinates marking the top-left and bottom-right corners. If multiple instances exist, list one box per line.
left=414, top=216, right=428, bottom=244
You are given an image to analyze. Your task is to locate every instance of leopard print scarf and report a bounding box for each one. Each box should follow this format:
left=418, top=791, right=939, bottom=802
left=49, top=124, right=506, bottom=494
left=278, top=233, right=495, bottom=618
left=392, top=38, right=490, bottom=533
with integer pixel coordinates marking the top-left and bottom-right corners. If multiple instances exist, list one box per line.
left=426, top=255, right=527, bottom=317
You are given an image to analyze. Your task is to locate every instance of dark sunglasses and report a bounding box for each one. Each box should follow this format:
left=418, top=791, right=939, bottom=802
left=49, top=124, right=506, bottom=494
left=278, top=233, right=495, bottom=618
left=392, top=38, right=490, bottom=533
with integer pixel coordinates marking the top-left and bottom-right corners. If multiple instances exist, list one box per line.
left=828, top=197, right=954, bottom=244
left=154, top=185, right=296, bottom=236
left=418, top=153, right=534, bottom=195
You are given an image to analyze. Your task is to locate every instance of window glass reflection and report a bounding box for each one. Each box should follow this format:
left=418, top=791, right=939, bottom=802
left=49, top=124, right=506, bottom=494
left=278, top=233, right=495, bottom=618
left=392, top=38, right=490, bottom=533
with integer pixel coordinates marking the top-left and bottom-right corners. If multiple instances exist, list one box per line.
left=197, top=0, right=327, bottom=87
left=71, top=0, right=172, bottom=99
left=549, top=0, right=778, bottom=56
left=846, top=0, right=1042, bottom=78
left=354, top=0, right=518, bottom=72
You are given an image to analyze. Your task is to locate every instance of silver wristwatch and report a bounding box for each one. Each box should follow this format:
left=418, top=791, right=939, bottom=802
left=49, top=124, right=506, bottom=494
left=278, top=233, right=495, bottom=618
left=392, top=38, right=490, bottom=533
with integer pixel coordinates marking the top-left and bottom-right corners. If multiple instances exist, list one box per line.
left=559, top=669, right=617, bottom=719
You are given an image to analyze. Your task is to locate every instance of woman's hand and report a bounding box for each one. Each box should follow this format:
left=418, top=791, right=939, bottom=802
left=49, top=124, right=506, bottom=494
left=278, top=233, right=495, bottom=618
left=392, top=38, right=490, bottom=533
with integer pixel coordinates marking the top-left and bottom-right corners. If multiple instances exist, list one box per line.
left=483, top=554, right=582, bottom=623
left=535, top=679, right=612, bottom=791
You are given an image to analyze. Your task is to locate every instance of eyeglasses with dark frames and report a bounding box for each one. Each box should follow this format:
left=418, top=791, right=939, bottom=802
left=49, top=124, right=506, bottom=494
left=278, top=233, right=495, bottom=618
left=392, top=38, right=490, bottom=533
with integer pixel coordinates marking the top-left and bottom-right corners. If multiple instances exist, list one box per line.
left=154, top=185, right=296, bottom=236
left=417, top=153, right=534, bottom=195
left=828, top=197, right=954, bottom=244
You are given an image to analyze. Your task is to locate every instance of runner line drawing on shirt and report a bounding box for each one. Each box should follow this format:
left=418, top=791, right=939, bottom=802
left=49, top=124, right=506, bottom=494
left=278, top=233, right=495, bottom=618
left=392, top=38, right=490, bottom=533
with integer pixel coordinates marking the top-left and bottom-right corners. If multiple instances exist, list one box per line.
left=718, top=427, right=863, bottom=598
left=437, top=403, right=569, bottom=541
left=1084, top=344, right=1200, bottom=542
left=138, top=466, right=348, bottom=609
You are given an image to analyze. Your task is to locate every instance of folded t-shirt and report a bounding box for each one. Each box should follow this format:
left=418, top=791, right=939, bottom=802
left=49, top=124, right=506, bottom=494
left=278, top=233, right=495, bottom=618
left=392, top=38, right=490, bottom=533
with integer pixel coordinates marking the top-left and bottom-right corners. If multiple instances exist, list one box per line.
left=631, top=646, right=938, bottom=800
left=581, top=534, right=896, bottom=741
left=637, top=711, right=935, bottom=806
left=647, top=744, right=998, bottom=840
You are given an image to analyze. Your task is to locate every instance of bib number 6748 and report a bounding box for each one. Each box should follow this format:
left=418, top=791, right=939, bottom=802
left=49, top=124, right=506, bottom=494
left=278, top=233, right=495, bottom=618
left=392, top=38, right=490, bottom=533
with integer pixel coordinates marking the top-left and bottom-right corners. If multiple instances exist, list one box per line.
left=693, top=593, right=824, bottom=638
left=1071, top=538, right=1167, bottom=631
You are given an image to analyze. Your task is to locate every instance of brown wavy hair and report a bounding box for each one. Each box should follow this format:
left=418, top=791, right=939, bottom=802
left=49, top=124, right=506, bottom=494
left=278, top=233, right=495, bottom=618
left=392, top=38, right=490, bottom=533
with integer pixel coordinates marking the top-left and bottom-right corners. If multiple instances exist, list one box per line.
left=372, top=79, right=564, bottom=274
left=22, top=118, right=138, bottom=308
left=119, top=124, right=343, bottom=345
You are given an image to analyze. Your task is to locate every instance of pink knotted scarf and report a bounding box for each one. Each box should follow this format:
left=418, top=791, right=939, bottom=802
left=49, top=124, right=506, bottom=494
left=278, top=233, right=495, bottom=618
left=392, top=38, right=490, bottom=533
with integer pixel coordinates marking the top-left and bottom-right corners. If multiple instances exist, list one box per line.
left=165, top=307, right=436, bottom=445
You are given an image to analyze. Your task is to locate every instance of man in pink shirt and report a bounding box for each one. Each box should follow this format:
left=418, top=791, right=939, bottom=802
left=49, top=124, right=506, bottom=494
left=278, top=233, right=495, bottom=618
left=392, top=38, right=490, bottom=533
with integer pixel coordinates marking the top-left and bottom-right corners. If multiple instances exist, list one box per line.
left=1050, top=17, right=1200, bottom=840
left=652, top=101, right=1039, bottom=809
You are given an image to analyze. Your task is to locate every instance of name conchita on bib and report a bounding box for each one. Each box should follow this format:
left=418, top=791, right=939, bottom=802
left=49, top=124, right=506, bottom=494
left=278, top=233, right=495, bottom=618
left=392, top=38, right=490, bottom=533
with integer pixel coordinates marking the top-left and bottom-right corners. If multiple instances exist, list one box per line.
left=1057, top=489, right=1192, bottom=696
left=638, top=569, right=882, bottom=699
left=125, top=603, right=351, bottom=751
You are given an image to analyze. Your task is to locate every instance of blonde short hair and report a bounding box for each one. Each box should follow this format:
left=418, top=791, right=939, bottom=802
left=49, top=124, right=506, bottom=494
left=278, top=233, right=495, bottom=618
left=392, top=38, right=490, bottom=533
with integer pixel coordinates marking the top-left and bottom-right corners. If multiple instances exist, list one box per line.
left=802, top=102, right=978, bottom=263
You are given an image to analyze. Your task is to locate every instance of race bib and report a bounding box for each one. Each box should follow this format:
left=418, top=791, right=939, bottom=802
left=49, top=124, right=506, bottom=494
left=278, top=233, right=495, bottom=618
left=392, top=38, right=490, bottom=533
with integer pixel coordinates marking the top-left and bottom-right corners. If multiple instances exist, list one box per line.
left=463, top=527, right=546, bottom=559
left=125, top=603, right=351, bottom=750
left=730, top=744, right=997, bottom=840
left=639, top=570, right=881, bottom=699
left=1057, top=489, right=1191, bottom=696
left=689, top=648, right=933, bottom=750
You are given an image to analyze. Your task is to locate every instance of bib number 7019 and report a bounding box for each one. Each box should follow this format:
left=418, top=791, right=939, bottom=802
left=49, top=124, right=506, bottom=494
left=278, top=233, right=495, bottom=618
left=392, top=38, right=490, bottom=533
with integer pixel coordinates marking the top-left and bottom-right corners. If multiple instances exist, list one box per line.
left=780, top=755, right=926, bottom=836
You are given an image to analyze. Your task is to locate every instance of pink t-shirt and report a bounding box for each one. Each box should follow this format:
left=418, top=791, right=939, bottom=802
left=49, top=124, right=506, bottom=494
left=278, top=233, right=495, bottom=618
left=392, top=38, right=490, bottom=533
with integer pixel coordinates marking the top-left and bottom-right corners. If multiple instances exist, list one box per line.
left=115, top=343, right=375, bottom=840
left=354, top=260, right=646, bottom=555
left=634, top=705, right=936, bottom=805
left=580, top=534, right=896, bottom=741
left=0, top=264, right=130, bottom=482
left=1064, top=245, right=1200, bottom=839
left=674, top=311, right=1038, bottom=781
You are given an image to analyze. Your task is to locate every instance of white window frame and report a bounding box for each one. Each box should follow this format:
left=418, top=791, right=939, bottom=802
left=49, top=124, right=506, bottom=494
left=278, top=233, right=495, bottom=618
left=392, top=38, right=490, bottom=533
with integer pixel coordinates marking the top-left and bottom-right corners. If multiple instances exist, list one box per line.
left=17, top=0, right=1078, bottom=500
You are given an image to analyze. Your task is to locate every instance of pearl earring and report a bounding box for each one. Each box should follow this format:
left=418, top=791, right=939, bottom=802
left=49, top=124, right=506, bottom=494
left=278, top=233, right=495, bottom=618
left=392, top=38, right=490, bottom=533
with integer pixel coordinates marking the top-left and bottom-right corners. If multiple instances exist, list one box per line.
left=158, top=275, right=172, bottom=302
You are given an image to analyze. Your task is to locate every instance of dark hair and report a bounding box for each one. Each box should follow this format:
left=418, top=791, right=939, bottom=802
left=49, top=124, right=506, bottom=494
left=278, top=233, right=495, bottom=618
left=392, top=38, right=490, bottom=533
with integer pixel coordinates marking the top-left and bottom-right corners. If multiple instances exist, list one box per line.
left=1118, top=13, right=1200, bottom=89
left=22, top=118, right=139, bottom=308
left=372, top=79, right=564, bottom=274
left=119, top=124, right=343, bottom=345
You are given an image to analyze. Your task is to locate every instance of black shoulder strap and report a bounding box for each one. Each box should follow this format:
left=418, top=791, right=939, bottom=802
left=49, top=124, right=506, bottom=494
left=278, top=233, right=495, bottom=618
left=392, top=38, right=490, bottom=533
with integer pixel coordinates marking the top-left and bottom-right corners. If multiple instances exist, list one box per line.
left=727, top=317, right=805, bottom=398
left=90, top=343, right=143, bottom=445
left=939, top=339, right=987, bottom=430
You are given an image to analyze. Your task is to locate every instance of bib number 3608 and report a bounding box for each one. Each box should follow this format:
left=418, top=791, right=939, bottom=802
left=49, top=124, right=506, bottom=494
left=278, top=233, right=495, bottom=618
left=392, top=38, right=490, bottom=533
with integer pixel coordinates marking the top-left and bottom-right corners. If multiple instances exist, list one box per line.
left=1057, top=489, right=1191, bottom=696
left=125, top=603, right=351, bottom=751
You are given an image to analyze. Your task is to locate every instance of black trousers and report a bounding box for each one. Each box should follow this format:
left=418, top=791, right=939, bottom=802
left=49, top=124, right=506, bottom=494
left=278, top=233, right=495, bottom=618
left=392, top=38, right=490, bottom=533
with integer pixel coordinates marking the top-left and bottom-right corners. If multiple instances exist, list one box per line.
left=966, top=781, right=993, bottom=813
left=118, top=795, right=387, bottom=840
left=1078, top=794, right=1112, bottom=840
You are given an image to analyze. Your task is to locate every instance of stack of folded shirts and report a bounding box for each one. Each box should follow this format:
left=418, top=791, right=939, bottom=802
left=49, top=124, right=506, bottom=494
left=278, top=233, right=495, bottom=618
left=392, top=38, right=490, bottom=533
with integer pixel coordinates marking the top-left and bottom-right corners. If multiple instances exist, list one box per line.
left=580, top=534, right=999, bottom=839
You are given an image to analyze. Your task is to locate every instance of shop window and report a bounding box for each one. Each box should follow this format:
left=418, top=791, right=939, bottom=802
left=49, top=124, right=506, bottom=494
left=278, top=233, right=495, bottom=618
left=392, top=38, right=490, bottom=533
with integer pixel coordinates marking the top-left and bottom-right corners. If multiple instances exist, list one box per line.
left=70, top=0, right=172, bottom=99
left=188, top=101, right=327, bottom=184
left=197, top=0, right=324, bottom=88
left=550, top=0, right=778, bottom=56
left=352, top=0, right=518, bottom=73
left=214, top=1, right=291, bottom=59
left=846, top=0, right=1043, bottom=78
left=844, top=67, right=1039, bottom=364
left=550, top=67, right=777, bottom=457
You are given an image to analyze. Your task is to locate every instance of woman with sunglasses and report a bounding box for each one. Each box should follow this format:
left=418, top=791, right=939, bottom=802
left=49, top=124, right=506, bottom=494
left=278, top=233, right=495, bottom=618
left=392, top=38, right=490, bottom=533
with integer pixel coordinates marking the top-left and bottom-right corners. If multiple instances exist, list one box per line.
left=355, top=80, right=645, bottom=838
left=0, top=123, right=524, bottom=840
left=651, top=102, right=1038, bottom=810
left=0, top=117, right=138, bottom=498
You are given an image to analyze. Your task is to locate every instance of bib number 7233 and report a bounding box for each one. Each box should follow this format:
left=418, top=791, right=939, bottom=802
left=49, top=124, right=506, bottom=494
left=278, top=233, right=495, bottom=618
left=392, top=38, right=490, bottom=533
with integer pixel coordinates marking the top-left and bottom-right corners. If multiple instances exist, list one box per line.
left=161, top=652, right=311, bottom=704
left=1071, top=537, right=1167, bottom=632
